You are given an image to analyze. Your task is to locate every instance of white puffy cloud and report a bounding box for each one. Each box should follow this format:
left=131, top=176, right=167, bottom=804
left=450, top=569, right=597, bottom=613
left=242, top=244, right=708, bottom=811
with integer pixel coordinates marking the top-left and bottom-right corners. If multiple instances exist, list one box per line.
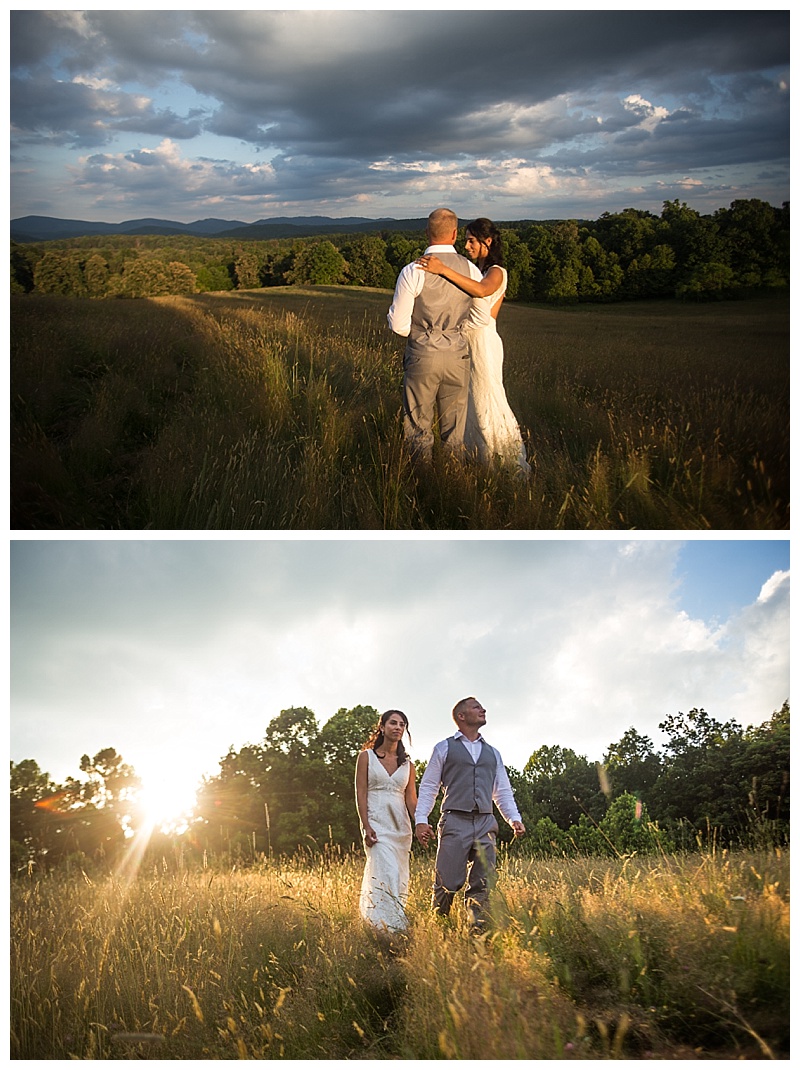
left=11, top=541, right=789, bottom=801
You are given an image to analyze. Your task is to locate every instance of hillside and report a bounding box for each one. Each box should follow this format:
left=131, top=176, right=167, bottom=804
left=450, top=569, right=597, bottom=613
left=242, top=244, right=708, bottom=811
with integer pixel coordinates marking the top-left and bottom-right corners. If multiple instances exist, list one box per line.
left=10, top=213, right=415, bottom=243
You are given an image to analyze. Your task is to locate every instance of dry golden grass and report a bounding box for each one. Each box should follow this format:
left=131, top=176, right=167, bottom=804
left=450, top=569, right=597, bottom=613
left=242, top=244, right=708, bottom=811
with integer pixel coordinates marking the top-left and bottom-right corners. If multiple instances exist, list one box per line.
left=11, top=847, right=789, bottom=1059
left=11, top=288, right=788, bottom=529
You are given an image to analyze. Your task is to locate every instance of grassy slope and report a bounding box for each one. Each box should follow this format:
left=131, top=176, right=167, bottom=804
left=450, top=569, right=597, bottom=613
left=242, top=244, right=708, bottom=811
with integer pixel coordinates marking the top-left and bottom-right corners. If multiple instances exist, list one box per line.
left=11, top=288, right=789, bottom=529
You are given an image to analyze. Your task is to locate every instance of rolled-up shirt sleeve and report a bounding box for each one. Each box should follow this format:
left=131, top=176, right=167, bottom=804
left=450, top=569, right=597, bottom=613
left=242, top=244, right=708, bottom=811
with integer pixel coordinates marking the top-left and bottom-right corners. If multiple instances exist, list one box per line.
left=387, top=263, right=423, bottom=337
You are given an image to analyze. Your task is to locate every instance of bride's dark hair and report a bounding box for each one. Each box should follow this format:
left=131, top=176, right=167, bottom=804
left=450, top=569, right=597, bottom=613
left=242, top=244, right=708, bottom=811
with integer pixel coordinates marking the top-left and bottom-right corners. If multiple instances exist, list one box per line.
left=465, top=217, right=504, bottom=270
left=363, top=709, right=411, bottom=765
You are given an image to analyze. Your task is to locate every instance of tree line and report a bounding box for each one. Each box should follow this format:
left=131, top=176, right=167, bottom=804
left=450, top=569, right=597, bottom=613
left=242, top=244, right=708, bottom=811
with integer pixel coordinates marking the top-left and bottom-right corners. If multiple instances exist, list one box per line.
left=10, top=700, right=789, bottom=875
left=10, top=197, right=789, bottom=304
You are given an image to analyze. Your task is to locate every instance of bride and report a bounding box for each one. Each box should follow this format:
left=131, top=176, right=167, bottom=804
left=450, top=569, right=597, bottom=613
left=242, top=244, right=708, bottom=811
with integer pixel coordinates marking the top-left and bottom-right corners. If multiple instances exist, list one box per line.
left=354, top=710, right=417, bottom=934
left=417, top=218, right=531, bottom=476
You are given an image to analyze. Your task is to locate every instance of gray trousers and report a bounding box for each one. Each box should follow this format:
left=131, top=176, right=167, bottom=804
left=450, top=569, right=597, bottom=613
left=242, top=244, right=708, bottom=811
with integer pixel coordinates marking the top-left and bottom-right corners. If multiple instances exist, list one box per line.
left=402, top=349, right=470, bottom=462
left=433, top=810, right=498, bottom=925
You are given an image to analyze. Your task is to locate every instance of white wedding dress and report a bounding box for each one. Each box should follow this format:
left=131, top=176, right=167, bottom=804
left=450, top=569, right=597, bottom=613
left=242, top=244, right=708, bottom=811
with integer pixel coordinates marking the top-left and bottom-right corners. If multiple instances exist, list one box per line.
left=464, top=266, right=531, bottom=476
left=358, top=750, right=412, bottom=933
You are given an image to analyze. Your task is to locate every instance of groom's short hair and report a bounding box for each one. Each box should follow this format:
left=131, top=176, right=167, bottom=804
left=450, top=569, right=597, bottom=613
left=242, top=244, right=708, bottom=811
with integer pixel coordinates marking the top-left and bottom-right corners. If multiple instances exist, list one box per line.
left=452, top=696, right=475, bottom=723
left=428, top=208, right=459, bottom=243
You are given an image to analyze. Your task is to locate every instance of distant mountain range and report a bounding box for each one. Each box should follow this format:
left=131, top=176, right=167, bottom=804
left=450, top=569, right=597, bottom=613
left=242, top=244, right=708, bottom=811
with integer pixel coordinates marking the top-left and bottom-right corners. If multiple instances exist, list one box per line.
left=10, top=214, right=431, bottom=243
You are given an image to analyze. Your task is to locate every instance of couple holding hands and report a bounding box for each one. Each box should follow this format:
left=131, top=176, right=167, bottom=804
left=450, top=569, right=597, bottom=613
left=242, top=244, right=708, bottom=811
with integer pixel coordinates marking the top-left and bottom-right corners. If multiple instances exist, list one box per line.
left=354, top=699, right=525, bottom=935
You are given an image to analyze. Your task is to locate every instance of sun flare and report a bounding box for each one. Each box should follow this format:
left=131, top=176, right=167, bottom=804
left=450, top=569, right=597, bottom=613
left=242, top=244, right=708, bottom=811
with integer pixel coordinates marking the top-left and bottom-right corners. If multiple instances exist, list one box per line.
left=136, top=781, right=195, bottom=834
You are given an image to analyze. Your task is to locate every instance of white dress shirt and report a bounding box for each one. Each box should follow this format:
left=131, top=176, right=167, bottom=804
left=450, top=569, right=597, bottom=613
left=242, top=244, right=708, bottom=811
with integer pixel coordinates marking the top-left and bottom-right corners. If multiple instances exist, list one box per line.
left=415, top=731, right=522, bottom=826
left=386, top=245, right=483, bottom=337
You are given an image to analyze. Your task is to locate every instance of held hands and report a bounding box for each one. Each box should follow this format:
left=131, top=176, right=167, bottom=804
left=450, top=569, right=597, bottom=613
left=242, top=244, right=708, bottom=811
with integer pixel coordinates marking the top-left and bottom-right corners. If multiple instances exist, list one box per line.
left=415, top=822, right=434, bottom=847
left=415, top=254, right=446, bottom=275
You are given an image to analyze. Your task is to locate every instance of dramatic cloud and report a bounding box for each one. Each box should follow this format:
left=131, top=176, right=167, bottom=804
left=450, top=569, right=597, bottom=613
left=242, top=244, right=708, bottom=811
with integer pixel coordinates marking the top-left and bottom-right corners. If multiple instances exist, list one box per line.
left=10, top=10, right=789, bottom=221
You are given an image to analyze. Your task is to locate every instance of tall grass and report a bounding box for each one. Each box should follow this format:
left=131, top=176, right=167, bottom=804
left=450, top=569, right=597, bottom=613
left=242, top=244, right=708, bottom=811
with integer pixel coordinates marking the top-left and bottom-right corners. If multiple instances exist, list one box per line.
left=11, top=847, right=788, bottom=1059
left=11, top=287, right=788, bottom=528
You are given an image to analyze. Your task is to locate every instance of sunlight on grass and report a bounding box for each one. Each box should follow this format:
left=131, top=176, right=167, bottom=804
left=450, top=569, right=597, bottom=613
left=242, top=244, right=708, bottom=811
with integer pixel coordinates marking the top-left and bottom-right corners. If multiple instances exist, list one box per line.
left=11, top=846, right=789, bottom=1059
left=11, top=288, right=788, bottom=529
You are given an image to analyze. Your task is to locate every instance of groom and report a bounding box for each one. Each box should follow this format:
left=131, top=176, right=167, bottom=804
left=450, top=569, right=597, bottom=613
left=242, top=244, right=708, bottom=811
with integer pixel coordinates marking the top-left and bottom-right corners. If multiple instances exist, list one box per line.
left=387, top=208, right=482, bottom=462
left=415, top=697, right=525, bottom=929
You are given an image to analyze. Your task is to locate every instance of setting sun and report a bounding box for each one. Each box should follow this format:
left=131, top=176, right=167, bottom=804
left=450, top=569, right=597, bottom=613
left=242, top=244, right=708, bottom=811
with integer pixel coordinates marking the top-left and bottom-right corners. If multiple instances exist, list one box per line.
left=136, top=781, right=196, bottom=834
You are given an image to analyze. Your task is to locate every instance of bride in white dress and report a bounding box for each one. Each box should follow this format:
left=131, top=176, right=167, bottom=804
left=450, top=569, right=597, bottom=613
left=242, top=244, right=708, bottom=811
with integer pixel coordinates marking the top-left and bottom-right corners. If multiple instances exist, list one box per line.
left=354, top=710, right=417, bottom=934
left=417, top=218, right=531, bottom=476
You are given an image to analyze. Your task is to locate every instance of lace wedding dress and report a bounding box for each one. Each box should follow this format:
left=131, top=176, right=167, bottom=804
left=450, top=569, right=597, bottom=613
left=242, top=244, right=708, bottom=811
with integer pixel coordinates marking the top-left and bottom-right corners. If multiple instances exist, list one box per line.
left=464, top=266, right=531, bottom=476
left=358, top=749, right=412, bottom=933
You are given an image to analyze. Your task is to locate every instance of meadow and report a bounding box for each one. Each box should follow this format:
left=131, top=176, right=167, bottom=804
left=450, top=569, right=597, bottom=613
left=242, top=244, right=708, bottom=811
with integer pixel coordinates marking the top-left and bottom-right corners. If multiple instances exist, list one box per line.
left=11, top=847, right=789, bottom=1060
left=11, top=288, right=788, bottom=529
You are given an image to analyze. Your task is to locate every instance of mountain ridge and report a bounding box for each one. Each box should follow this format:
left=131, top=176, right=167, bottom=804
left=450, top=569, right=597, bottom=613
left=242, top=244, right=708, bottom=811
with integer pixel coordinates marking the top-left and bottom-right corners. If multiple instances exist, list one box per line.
left=10, top=213, right=418, bottom=243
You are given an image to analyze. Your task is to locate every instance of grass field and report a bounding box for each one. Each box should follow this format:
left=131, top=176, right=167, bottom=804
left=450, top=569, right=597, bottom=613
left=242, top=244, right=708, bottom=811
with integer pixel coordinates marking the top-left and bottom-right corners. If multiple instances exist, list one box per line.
left=11, top=847, right=789, bottom=1060
left=11, top=288, right=788, bottom=529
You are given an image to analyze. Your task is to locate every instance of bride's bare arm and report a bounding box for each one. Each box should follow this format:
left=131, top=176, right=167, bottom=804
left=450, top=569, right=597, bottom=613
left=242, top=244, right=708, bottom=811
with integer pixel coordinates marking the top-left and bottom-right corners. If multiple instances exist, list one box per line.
left=416, top=255, right=503, bottom=298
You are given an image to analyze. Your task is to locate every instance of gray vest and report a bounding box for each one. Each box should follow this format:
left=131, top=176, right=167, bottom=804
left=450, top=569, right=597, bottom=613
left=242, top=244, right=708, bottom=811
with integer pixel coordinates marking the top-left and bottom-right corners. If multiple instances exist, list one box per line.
left=406, top=252, right=474, bottom=360
left=441, top=736, right=497, bottom=814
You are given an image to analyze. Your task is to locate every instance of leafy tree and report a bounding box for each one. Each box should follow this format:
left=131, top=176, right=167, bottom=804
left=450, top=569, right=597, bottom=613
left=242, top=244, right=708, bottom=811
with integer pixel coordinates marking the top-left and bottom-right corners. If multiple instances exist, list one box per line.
left=714, top=198, right=786, bottom=289
left=33, top=251, right=86, bottom=296
left=234, top=248, right=262, bottom=290
left=526, top=815, right=569, bottom=857
left=287, top=240, right=346, bottom=285
left=195, top=264, right=234, bottom=292
left=676, top=262, right=735, bottom=300
left=624, top=244, right=677, bottom=297
left=597, top=792, right=673, bottom=856
left=591, top=208, right=659, bottom=267
left=577, top=235, right=623, bottom=299
left=84, top=253, right=110, bottom=298
left=603, top=727, right=662, bottom=801
left=650, top=708, right=747, bottom=839
left=11, top=242, right=39, bottom=293
left=732, top=701, right=789, bottom=840
left=658, top=200, right=723, bottom=286
left=341, top=235, right=395, bottom=288
left=10, top=759, right=57, bottom=869
left=501, top=229, right=534, bottom=301
left=523, top=744, right=606, bottom=827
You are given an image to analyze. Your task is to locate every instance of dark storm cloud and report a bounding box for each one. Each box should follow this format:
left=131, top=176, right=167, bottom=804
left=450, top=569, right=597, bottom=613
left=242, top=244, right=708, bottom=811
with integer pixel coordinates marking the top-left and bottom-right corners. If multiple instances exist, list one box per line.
left=9, top=10, right=789, bottom=217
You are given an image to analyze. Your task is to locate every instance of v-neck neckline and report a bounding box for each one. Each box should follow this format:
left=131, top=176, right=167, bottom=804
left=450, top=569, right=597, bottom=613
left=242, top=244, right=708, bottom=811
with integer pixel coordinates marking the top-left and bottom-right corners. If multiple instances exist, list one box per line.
left=372, top=748, right=402, bottom=778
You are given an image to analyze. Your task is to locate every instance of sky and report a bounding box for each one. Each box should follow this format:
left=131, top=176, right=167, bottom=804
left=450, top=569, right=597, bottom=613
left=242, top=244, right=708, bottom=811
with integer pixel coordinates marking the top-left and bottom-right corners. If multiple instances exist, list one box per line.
left=9, top=9, right=790, bottom=224
left=10, top=538, right=789, bottom=824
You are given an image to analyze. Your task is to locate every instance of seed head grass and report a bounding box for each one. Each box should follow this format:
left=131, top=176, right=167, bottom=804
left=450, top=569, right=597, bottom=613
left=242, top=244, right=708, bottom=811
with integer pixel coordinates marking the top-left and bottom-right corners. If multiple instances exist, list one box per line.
left=11, top=288, right=788, bottom=529
left=11, top=846, right=788, bottom=1059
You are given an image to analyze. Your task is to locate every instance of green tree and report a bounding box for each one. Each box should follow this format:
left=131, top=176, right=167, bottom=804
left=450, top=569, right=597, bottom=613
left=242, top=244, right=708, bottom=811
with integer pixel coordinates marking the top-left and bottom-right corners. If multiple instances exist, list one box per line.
left=523, top=744, right=606, bottom=828
left=658, top=200, right=723, bottom=288
left=732, top=701, right=790, bottom=841
left=287, top=240, right=346, bottom=285
left=33, top=251, right=86, bottom=296
left=597, top=792, right=673, bottom=856
left=84, top=253, right=110, bottom=298
left=341, top=235, right=395, bottom=288
left=714, top=198, right=786, bottom=289
left=650, top=708, right=746, bottom=839
left=603, top=727, right=662, bottom=801
left=676, top=262, right=735, bottom=300
left=10, top=759, right=57, bottom=870
left=195, top=264, right=232, bottom=292
left=591, top=208, right=659, bottom=268
left=234, top=249, right=262, bottom=290
left=624, top=244, right=676, bottom=297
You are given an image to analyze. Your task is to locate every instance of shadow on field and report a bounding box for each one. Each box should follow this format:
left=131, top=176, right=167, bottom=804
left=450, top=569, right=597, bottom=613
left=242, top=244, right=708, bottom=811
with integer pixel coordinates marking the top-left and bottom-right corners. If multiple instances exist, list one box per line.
left=11, top=289, right=790, bottom=530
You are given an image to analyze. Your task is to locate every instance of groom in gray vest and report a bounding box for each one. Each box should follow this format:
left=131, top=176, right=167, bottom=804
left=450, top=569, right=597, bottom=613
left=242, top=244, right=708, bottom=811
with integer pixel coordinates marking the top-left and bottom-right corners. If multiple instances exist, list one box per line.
left=387, top=208, right=482, bottom=462
left=415, top=697, right=525, bottom=928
